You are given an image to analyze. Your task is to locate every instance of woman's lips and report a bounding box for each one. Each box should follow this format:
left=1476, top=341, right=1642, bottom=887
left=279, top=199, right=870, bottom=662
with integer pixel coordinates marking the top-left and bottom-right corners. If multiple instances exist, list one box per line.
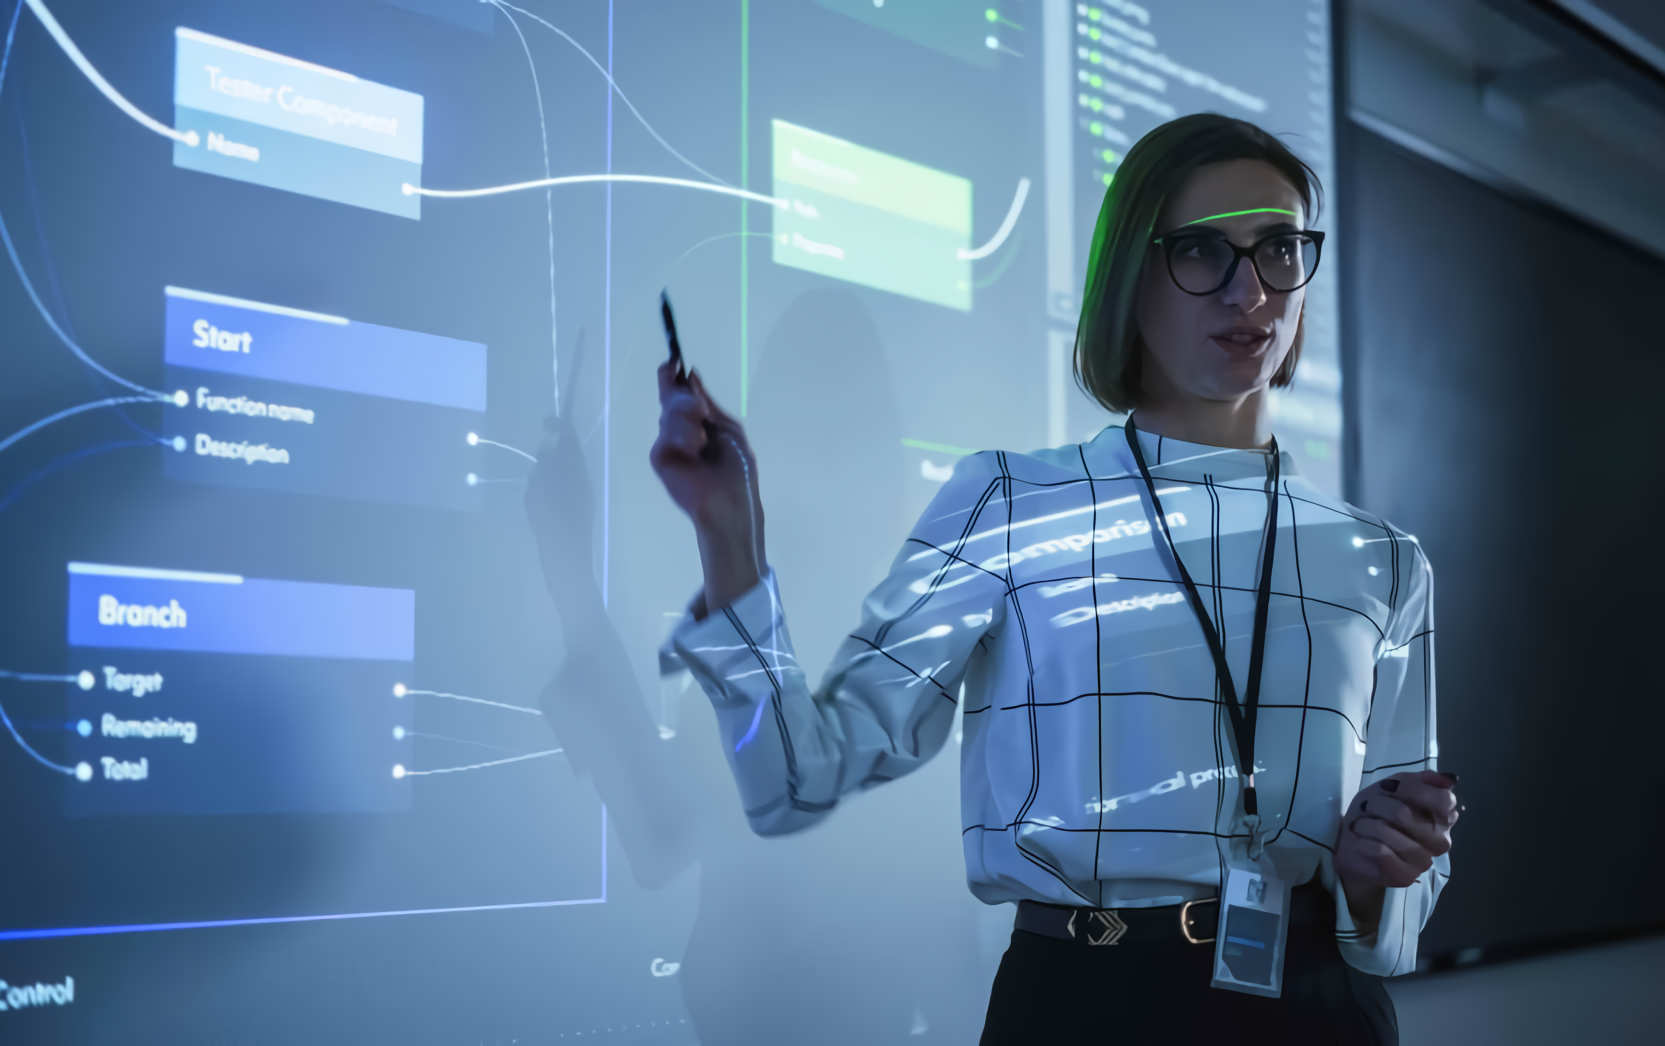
left=1210, top=332, right=1271, bottom=356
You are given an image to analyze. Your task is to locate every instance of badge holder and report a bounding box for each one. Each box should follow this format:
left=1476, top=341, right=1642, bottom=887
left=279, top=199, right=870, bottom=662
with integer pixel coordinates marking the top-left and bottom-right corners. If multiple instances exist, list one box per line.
left=1210, top=845, right=1292, bottom=998
left=1126, top=419, right=1293, bottom=998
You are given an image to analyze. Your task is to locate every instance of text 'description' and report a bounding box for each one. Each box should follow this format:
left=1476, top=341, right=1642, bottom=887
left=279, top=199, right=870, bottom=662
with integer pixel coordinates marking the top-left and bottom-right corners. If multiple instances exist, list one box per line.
left=172, top=28, right=424, bottom=217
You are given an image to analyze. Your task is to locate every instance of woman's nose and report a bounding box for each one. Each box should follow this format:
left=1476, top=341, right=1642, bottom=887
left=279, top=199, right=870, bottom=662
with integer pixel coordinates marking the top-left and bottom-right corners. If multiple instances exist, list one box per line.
left=1218, top=253, right=1268, bottom=310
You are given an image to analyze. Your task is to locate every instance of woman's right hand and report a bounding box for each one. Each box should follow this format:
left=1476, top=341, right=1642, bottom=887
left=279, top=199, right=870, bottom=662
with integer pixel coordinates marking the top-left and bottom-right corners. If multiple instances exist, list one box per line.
left=649, top=360, right=766, bottom=614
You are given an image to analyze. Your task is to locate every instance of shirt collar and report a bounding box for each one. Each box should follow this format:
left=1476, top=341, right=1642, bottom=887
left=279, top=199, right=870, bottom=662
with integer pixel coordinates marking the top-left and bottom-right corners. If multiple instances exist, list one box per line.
left=1088, top=423, right=1299, bottom=482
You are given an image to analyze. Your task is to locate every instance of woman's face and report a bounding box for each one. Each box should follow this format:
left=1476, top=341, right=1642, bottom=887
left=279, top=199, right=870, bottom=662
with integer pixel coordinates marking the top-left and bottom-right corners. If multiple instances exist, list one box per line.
left=1135, top=158, right=1308, bottom=404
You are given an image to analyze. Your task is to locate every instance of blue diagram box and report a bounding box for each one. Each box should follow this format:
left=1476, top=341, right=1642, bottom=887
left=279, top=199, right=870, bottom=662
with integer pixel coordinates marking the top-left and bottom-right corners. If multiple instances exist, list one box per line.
left=161, top=286, right=486, bottom=511
left=64, top=563, right=415, bottom=816
left=66, top=562, right=415, bottom=659
left=162, top=286, right=484, bottom=409
left=172, top=27, right=424, bottom=218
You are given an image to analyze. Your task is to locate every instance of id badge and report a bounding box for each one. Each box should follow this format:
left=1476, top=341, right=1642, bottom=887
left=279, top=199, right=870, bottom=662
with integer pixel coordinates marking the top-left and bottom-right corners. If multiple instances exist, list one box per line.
left=1210, top=860, right=1292, bottom=998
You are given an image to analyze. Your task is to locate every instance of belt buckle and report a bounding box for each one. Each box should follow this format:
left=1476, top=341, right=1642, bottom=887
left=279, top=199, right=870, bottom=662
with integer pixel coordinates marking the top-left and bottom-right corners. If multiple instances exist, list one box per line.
left=1069, top=908, right=1128, bottom=946
left=1179, top=897, right=1218, bottom=945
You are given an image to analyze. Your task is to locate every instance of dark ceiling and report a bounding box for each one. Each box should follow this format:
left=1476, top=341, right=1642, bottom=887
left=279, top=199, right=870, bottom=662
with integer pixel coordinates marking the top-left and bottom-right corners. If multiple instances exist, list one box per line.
left=1587, top=0, right=1665, bottom=62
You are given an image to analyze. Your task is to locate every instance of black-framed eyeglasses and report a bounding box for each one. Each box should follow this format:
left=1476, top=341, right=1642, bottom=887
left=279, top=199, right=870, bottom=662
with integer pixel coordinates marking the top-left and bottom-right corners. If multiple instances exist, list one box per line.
left=1151, top=228, right=1326, bottom=296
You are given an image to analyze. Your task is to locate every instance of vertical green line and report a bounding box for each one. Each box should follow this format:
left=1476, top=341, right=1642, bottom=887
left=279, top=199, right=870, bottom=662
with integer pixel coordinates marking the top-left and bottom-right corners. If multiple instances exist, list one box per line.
left=739, top=0, right=750, bottom=416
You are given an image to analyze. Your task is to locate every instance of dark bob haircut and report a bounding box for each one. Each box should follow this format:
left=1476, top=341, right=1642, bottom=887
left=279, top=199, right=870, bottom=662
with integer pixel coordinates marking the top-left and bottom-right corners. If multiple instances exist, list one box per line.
left=1073, top=114, right=1323, bottom=414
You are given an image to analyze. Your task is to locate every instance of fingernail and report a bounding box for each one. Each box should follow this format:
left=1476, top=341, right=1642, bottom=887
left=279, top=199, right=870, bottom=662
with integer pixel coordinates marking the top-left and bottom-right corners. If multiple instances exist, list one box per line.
left=1348, top=818, right=1360, bottom=833
left=1438, top=772, right=1459, bottom=785
left=1380, top=780, right=1399, bottom=793
left=1359, top=801, right=1368, bottom=813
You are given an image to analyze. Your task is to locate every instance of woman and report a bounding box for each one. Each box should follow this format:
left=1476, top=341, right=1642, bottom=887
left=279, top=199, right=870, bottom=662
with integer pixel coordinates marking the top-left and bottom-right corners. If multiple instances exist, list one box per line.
left=650, top=114, right=1458, bottom=1043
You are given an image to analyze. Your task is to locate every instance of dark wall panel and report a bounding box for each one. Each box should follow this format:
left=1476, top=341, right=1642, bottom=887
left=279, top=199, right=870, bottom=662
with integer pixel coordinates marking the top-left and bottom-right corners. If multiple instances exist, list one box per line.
left=1348, top=127, right=1665, bottom=954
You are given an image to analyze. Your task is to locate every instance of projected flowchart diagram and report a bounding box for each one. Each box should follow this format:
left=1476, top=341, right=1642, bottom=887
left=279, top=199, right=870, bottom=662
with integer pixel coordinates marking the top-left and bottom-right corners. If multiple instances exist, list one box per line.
left=62, top=561, right=415, bottom=817
left=772, top=119, right=974, bottom=311
left=0, top=0, right=1090, bottom=980
left=172, top=27, right=425, bottom=217
left=161, top=286, right=487, bottom=511
left=0, top=559, right=609, bottom=942
left=0, top=554, right=602, bottom=939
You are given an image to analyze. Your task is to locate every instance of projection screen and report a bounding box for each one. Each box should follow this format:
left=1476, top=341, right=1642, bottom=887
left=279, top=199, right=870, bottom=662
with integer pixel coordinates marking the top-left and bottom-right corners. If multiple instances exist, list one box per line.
left=0, top=1, right=1338, bottom=1040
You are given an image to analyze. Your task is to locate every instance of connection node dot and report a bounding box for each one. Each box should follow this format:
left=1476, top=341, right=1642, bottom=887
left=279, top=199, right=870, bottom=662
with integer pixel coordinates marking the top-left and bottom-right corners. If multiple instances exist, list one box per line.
left=393, top=683, right=407, bottom=698
left=392, top=764, right=406, bottom=779
left=183, top=130, right=200, bottom=147
left=986, top=35, right=998, bottom=49
left=466, top=473, right=479, bottom=486
left=466, top=432, right=479, bottom=446
left=401, top=183, right=415, bottom=195
left=986, top=8, right=999, bottom=21
left=393, top=725, right=406, bottom=740
left=173, top=389, right=189, bottom=406
left=77, top=719, right=92, bottom=737
left=78, top=670, right=95, bottom=690
left=75, top=762, right=93, bottom=782
left=1351, top=537, right=1365, bottom=548
left=171, top=436, right=186, bottom=452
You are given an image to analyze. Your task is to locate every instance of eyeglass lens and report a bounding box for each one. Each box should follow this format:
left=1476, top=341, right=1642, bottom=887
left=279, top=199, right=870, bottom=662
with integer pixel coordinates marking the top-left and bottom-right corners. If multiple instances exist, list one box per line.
left=1167, top=234, right=1318, bottom=295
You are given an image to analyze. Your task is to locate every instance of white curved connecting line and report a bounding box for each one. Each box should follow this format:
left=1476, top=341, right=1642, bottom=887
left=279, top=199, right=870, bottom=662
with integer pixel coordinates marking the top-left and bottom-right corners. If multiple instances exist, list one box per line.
left=472, top=436, right=537, bottom=463
left=400, top=688, right=543, bottom=716
left=406, top=174, right=788, bottom=209
left=0, top=697, right=76, bottom=776
left=0, top=670, right=79, bottom=683
left=959, top=177, right=1032, bottom=261
left=24, top=0, right=197, bottom=146
left=488, top=0, right=732, bottom=188
left=487, top=1, right=562, bottom=415
left=0, top=209, right=168, bottom=398
left=0, top=397, right=159, bottom=457
left=400, top=748, right=564, bottom=777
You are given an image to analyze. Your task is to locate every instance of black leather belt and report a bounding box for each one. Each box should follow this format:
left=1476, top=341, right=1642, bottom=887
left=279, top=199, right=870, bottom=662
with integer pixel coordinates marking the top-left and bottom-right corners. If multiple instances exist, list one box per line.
left=1015, top=881, right=1332, bottom=947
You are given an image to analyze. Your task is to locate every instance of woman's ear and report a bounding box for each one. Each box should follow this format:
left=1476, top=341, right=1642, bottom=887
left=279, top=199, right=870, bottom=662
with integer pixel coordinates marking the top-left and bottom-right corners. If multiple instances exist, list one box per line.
left=1270, top=304, right=1304, bottom=388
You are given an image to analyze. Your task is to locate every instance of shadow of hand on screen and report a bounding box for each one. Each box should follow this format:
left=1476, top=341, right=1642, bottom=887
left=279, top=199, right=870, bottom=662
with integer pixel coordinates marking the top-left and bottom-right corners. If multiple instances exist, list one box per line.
left=524, top=306, right=987, bottom=1045
left=524, top=405, right=710, bottom=888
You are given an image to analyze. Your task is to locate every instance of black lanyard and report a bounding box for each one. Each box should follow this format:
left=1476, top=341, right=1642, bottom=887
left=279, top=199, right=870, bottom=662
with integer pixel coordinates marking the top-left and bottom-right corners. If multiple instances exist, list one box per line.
left=1124, top=418, right=1279, bottom=817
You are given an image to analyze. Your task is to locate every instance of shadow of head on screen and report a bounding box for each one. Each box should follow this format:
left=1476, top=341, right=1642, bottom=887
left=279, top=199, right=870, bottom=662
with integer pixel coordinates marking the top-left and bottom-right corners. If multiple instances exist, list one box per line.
left=526, top=292, right=987, bottom=1045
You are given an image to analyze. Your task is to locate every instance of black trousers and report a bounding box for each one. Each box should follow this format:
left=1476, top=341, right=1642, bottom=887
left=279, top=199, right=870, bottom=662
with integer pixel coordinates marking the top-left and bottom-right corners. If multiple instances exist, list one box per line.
left=980, top=895, right=1397, bottom=1045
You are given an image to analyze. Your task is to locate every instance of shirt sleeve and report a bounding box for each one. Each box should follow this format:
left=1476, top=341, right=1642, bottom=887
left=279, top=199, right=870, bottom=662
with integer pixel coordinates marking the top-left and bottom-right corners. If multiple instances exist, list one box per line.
left=666, top=452, right=1008, bottom=836
left=1333, top=532, right=1448, bottom=976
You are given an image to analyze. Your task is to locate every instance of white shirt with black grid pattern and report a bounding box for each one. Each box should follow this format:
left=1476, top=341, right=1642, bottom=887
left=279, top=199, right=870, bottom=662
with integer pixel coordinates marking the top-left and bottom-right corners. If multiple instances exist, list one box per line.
left=667, top=424, right=1445, bottom=977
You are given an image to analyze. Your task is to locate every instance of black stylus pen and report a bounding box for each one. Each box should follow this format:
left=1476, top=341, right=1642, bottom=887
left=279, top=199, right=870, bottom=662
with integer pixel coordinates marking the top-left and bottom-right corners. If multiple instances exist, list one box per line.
left=661, top=289, right=687, bottom=385
left=660, top=290, right=720, bottom=459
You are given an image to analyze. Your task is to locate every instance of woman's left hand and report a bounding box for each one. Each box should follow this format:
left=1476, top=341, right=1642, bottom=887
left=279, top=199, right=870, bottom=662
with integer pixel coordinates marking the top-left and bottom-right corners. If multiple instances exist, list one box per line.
left=1334, top=770, right=1459, bottom=930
